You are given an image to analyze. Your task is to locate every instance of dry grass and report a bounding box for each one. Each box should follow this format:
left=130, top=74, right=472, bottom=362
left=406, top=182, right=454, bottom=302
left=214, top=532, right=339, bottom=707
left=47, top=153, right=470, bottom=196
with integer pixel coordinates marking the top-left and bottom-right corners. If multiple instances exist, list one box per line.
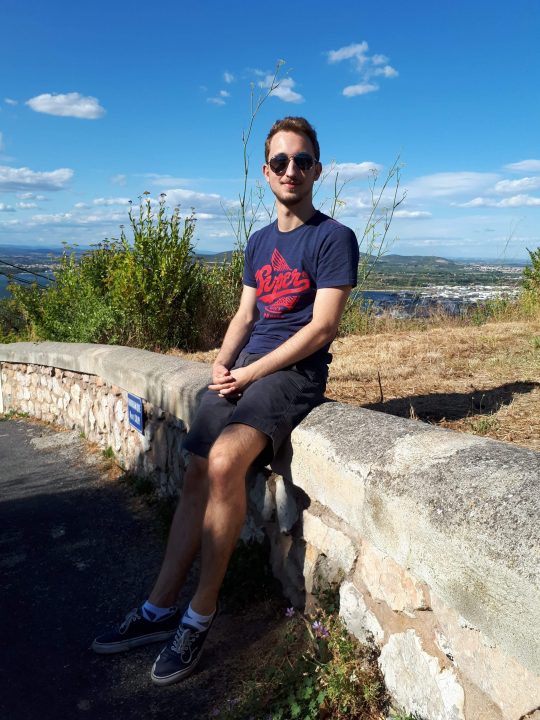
left=171, top=318, right=540, bottom=452
left=328, top=319, right=540, bottom=451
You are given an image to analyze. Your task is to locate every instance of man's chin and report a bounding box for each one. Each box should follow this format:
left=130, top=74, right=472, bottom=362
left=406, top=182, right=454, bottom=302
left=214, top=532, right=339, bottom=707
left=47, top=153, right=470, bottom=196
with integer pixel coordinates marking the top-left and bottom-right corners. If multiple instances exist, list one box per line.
left=278, top=191, right=306, bottom=208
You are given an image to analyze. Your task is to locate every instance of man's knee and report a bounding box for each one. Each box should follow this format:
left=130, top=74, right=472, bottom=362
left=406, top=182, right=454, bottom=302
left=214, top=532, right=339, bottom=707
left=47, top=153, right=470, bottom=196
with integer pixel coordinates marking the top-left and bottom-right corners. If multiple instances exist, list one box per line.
left=207, top=446, right=237, bottom=484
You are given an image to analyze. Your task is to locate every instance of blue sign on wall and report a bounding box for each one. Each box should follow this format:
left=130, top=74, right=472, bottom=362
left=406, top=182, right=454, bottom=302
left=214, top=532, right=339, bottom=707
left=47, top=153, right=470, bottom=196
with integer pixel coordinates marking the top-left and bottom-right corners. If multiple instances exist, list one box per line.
left=127, top=393, right=144, bottom=434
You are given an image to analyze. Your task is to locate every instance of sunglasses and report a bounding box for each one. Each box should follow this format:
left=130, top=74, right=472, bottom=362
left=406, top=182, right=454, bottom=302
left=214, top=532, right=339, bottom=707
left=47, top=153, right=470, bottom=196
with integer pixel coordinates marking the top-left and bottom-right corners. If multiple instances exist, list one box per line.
left=268, top=152, right=317, bottom=175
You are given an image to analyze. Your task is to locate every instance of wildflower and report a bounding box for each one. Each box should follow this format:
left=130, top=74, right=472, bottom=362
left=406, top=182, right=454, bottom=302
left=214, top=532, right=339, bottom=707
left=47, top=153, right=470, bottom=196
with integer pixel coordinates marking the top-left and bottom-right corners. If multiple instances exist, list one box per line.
left=312, top=620, right=330, bottom=638
left=285, top=607, right=295, bottom=618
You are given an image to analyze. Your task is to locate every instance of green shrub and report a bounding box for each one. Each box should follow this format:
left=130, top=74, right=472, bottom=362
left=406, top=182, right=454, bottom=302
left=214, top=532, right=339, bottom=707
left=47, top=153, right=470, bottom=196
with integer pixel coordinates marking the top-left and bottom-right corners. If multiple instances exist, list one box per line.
left=10, top=195, right=206, bottom=351
left=0, top=297, right=30, bottom=342
left=11, top=249, right=120, bottom=343
left=195, top=245, right=245, bottom=349
left=522, top=246, right=540, bottom=314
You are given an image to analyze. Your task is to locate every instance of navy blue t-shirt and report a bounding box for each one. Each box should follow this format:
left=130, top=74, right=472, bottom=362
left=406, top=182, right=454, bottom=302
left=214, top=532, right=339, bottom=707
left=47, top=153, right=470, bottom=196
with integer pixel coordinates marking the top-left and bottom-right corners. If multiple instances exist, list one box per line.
left=242, top=211, right=359, bottom=370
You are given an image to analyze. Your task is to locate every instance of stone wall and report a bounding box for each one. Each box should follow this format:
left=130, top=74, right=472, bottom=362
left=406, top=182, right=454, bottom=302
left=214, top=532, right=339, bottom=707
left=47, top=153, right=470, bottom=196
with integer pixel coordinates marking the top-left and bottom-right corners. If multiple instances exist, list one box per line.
left=1, top=341, right=539, bottom=720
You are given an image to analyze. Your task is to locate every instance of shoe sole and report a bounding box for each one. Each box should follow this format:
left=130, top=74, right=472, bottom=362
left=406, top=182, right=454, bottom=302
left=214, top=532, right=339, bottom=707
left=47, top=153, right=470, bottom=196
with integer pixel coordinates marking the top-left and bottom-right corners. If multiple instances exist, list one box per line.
left=91, top=629, right=177, bottom=654
left=150, top=651, right=203, bottom=686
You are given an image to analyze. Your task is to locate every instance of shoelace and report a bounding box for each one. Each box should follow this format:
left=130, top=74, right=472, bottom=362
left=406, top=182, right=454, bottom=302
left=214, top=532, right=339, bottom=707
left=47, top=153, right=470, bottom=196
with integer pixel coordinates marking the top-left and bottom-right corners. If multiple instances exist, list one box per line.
left=119, top=608, right=141, bottom=633
left=171, top=626, right=199, bottom=655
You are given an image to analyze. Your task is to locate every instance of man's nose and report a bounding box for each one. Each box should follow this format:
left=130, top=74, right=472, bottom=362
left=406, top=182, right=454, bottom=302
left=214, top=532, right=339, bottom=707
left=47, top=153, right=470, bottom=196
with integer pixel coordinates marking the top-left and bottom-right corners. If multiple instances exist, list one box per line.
left=284, top=157, right=300, bottom=176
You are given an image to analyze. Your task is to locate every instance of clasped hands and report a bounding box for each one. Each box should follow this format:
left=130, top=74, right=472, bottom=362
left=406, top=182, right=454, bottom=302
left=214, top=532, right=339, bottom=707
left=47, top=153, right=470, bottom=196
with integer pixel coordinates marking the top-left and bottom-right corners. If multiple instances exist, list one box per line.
left=208, top=362, right=255, bottom=398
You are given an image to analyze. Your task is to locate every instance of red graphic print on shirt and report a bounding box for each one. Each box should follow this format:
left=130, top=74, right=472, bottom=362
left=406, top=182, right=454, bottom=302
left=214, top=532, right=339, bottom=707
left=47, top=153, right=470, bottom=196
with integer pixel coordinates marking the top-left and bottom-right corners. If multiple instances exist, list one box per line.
left=255, top=248, right=311, bottom=318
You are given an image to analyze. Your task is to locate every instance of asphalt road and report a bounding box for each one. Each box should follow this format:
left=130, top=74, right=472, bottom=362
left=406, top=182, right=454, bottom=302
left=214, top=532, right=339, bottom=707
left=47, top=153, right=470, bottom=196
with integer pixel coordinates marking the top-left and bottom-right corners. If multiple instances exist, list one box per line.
left=0, top=419, right=279, bottom=720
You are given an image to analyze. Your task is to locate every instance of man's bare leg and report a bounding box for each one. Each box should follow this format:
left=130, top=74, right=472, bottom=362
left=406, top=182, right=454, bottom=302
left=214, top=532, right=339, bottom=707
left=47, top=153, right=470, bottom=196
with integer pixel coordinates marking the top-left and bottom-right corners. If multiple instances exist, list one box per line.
left=92, top=452, right=216, bottom=654
left=148, top=454, right=209, bottom=607
left=190, top=423, right=268, bottom=614
left=149, top=423, right=268, bottom=684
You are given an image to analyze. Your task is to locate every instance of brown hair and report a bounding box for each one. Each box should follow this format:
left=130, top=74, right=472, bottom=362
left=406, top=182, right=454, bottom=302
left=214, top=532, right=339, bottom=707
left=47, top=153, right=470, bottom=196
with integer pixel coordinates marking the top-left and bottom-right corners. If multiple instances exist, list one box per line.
left=264, top=116, right=320, bottom=162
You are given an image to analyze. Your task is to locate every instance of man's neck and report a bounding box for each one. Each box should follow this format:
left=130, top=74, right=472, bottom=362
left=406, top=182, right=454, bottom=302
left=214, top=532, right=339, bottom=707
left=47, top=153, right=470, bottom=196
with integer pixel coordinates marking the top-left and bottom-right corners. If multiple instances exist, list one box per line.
left=276, top=202, right=317, bottom=233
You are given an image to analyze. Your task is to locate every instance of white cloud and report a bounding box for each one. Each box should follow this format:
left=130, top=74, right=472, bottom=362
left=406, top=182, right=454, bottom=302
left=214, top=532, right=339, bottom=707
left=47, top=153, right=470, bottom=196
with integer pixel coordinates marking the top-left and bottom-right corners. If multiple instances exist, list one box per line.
left=259, top=75, right=304, bottom=103
left=93, top=197, right=131, bottom=206
left=30, top=212, right=73, bottom=224
left=327, top=42, right=369, bottom=64
left=373, top=65, right=398, bottom=78
left=146, top=174, right=193, bottom=187
left=29, top=209, right=126, bottom=226
left=207, top=97, right=226, bottom=106
left=338, top=194, right=372, bottom=211
left=324, top=161, right=383, bottom=181
left=16, top=201, right=38, bottom=209
left=4, top=98, right=17, bottom=106
left=208, top=230, right=233, bottom=239
left=163, top=188, right=229, bottom=212
left=343, top=83, right=378, bottom=97
left=394, top=210, right=432, bottom=219
left=405, top=172, right=499, bottom=199
left=0, top=203, right=15, bottom=212
left=111, top=174, right=127, bottom=186
left=493, top=177, right=540, bottom=193
left=327, top=41, right=398, bottom=98
left=17, top=192, right=46, bottom=201
left=219, top=90, right=230, bottom=98
left=74, top=202, right=88, bottom=209
left=0, top=165, right=73, bottom=192
left=26, top=92, right=106, bottom=119
left=457, top=194, right=540, bottom=208
left=224, top=72, right=234, bottom=84
left=505, top=159, right=540, bottom=172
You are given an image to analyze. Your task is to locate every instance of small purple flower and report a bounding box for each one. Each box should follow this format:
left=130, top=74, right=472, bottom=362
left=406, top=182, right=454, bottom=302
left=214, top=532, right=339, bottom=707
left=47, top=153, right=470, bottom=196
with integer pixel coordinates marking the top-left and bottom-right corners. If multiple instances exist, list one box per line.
left=312, top=620, right=329, bottom=638
left=285, top=607, right=295, bottom=618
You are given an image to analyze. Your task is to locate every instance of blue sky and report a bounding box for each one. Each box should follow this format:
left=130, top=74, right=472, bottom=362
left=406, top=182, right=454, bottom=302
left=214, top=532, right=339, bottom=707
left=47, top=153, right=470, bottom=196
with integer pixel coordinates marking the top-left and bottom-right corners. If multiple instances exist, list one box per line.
left=0, top=0, right=539, bottom=259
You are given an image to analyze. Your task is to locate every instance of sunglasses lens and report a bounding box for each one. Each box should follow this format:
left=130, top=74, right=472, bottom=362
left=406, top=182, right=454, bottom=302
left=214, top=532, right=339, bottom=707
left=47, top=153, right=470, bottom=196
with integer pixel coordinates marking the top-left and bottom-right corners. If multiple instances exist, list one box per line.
left=269, top=153, right=315, bottom=175
left=269, top=154, right=289, bottom=175
left=294, top=153, right=314, bottom=171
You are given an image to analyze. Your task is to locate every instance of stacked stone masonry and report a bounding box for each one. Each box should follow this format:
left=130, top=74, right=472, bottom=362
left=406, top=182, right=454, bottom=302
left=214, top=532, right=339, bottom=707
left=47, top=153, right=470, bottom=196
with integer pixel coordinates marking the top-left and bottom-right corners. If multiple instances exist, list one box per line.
left=1, top=342, right=539, bottom=720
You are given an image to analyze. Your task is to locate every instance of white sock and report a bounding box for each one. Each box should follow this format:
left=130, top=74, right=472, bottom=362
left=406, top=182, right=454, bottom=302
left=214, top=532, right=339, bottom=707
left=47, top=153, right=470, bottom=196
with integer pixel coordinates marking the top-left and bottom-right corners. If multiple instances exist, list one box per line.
left=141, top=600, right=176, bottom=622
left=182, top=603, right=215, bottom=631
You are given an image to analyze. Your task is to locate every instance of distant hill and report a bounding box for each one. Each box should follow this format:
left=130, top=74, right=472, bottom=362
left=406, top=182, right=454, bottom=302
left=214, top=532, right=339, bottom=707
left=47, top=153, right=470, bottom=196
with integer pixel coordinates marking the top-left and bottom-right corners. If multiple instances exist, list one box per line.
left=362, top=253, right=460, bottom=268
left=194, top=250, right=462, bottom=268
left=195, top=250, right=234, bottom=264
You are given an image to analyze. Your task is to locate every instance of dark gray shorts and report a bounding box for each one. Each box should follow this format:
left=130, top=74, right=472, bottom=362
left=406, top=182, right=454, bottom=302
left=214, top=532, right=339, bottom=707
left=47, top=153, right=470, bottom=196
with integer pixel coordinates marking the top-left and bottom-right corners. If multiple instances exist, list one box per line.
left=183, top=351, right=327, bottom=465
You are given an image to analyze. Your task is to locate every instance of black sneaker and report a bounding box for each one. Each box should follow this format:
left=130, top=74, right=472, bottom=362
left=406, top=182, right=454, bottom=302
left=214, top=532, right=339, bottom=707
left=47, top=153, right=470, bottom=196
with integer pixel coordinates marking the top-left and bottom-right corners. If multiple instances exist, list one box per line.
left=91, top=606, right=181, bottom=654
left=150, top=612, right=217, bottom=686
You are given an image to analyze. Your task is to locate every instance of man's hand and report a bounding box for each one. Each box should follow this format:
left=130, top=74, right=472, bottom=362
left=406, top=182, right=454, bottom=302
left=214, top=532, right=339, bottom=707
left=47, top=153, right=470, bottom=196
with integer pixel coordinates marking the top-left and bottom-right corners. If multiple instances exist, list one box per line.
left=208, top=364, right=255, bottom=397
left=212, top=361, right=232, bottom=386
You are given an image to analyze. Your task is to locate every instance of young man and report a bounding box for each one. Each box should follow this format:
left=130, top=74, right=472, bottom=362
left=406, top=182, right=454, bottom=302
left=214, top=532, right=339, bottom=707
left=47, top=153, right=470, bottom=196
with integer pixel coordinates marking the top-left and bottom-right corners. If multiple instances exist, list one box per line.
left=92, top=116, right=359, bottom=686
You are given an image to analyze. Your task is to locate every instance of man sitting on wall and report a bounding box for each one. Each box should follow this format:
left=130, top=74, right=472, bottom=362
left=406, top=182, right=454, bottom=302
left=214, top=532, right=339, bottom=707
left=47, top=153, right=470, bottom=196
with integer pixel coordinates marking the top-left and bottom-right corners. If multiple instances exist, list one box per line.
left=92, top=116, right=359, bottom=686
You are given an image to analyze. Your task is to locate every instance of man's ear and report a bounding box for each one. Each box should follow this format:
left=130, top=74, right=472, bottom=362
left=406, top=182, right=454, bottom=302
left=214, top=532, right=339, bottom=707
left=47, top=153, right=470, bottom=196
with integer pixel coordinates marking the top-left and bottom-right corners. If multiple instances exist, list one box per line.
left=314, top=161, right=322, bottom=181
left=262, top=162, right=270, bottom=183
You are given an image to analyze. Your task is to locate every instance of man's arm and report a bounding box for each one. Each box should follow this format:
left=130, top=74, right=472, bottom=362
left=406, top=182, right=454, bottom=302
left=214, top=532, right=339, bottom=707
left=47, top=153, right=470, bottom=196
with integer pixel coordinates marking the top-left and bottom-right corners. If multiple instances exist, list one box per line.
left=210, top=285, right=351, bottom=396
left=211, top=285, right=259, bottom=386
